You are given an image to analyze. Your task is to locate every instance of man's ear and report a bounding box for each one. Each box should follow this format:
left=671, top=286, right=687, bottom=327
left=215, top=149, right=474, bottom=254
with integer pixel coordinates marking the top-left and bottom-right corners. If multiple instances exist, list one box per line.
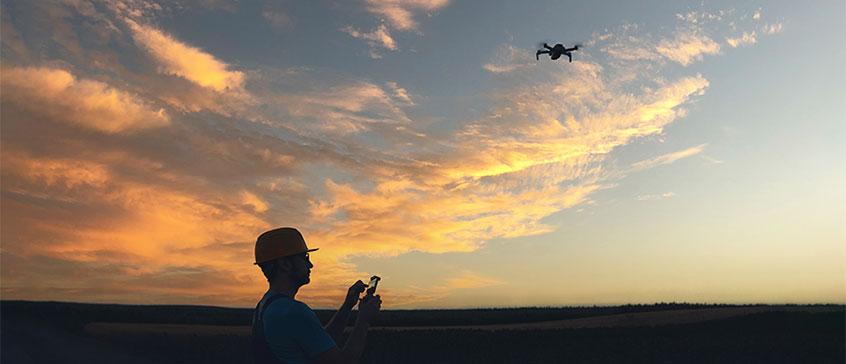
left=276, top=257, right=293, bottom=273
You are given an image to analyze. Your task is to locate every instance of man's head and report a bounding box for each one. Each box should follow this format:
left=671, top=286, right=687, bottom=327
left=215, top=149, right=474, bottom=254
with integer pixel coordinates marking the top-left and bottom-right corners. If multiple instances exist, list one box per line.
left=255, top=227, right=317, bottom=286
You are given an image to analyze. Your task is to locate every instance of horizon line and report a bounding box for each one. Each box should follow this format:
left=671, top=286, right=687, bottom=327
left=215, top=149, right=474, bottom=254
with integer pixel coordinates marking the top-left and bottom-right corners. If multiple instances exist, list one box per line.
left=3, top=299, right=844, bottom=311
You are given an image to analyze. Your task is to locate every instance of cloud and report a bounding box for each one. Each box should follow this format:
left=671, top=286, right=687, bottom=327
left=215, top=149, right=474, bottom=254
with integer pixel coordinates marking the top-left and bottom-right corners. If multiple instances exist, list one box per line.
left=263, top=10, right=293, bottom=31
left=241, top=190, right=270, bottom=213
left=655, top=30, right=721, bottom=66
left=763, top=23, right=784, bottom=34
left=363, top=0, right=450, bottom=31
left=445, top=68, right=710, bottom=181
left=385, top=270, right=505, bottom=305
left=700, top=155, right=725, bottom=164
left=636, top=192, right=676, bottom=201
left=602, top=10, right=768, bottom=67
left=0, top=66, right=169, bottom=133
left=630, top=144, right=708, bottom=172
left=126, top=19, right=246, bottom=93
left=265, top=80, right=414, bottom=135
left=483, top=44, right=535, bottom=73
left=345, top=0, right=450, bottom=55
left=0, top=252, right=260, bottom=306
left=0, top=3, right=735, bottom=308
left=675, top=10, right=728, bottom=24
left=385, top=81, right=415, bottom=105
left=440, top=270, right=504, bottom=290
left=342, top=24, right=398, bottom=51
left=0, top=149, right=276, bottom=305
left=296, top=63, right=711, bottom=280
left=101, top=0, right=166, bottom=23
left=726, top=32, right=757, bottom=47
left=307, top=180, right=599, bottom=259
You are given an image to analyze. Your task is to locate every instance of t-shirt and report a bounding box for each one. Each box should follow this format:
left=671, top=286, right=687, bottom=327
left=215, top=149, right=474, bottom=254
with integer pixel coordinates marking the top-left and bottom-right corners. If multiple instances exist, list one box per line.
left=258, top=291, right=337, bottom=364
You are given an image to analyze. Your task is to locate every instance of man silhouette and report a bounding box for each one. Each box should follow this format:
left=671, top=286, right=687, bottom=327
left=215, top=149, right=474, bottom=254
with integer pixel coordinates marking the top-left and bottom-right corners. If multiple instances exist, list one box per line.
left=252, top=227, right=381, bottom=364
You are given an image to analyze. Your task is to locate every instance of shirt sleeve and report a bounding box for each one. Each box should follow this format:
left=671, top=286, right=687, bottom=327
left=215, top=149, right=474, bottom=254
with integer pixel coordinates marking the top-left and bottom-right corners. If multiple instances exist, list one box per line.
left=291, top=301, right=337, bottom=358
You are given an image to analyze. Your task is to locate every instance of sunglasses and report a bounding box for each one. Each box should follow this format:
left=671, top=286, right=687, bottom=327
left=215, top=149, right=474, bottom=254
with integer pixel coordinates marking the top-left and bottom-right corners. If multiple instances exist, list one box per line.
left=294, top=252, right=310, bottom=262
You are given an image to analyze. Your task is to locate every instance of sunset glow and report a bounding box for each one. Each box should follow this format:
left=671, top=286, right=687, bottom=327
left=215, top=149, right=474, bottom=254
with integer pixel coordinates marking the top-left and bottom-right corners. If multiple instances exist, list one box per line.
left=1, top=0, right=843, bottom=308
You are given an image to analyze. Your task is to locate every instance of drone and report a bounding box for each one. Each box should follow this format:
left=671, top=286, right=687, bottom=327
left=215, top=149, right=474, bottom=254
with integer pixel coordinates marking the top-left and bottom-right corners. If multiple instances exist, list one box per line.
left=536, top=43, right=581, bottom=62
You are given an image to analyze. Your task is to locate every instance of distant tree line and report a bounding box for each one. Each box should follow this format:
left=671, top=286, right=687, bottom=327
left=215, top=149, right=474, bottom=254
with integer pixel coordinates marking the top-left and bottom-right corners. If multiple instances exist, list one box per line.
left=3, top=300, right=841, bottom=329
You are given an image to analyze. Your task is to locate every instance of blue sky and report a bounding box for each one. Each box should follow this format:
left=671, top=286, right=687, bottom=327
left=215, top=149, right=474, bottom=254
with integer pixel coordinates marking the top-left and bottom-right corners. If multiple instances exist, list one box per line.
left=1, top=0, right=843, bottom=308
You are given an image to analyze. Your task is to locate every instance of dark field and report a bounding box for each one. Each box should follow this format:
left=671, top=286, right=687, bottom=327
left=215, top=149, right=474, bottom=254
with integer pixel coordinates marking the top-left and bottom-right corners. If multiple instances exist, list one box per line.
left=2, top=301, right=843, bottom=364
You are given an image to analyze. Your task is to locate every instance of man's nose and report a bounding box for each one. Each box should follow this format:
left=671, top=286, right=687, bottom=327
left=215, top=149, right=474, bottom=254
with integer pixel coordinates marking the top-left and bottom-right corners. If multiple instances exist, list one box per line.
left=307, top=260, right=314, bottom=268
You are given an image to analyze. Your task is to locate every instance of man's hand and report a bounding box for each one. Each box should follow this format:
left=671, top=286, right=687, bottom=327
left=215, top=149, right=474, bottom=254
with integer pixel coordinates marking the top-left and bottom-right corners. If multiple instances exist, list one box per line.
left=343, top=280, right=367, bottom=309
left=357, top=294, right=381, bottom=325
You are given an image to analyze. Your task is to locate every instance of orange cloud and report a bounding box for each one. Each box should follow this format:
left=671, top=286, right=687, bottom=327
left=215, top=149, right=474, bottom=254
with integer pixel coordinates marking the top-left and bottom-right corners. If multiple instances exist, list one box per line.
left=0, top=147, right=279, bottom=306
left=240, top=190, right=270, bottom=213
left=0, top=66, right=169, bottom=133
left=126, top=19, right=246, bottom=94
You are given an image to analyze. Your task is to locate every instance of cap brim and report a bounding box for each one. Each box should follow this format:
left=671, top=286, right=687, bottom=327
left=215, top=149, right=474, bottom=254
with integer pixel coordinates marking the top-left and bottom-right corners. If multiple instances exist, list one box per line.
left=253, top=248, right=318, bottom=265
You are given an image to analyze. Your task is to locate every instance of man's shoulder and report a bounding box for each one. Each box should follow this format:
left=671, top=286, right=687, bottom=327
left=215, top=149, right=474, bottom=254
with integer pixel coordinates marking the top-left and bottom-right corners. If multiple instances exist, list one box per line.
left=264, top=296, right=313, bottom=318
left=289, top=299, right=315, bottom=315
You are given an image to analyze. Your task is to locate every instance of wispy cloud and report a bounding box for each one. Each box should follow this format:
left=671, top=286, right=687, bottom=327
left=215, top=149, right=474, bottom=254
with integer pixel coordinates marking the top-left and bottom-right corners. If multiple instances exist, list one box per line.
left=726, top=32, right=757, bottom=47
left=600, top=8, right=777, bottom=67
left=385, top=81, right=415, bottom=105
left=363, top=0, right=450, bottom=32
left=636, top=192, right=676, bottom=201
left=388, top=270, right=504, bottom=306
left=700, top=155, right=725, bottom=164
left=267, top=80, right=414, bottom=134
left=763, top=23, right=784, bottom=34
left=126, top=19, right=246, bottom=94
left=342, top=24, right=398, bottom=52
left=482, top=44, right=535, bottom=73
left=656, top=30, right=721, bottom=66
left=599, top=24, right=722, bottom=67
left=263, top=10, right=294, bottom=31
left=344, top=0, right=451, bottom=55
left=676, top=10, right=730, bottom=24
left=630, top=144, right=708, bottom=172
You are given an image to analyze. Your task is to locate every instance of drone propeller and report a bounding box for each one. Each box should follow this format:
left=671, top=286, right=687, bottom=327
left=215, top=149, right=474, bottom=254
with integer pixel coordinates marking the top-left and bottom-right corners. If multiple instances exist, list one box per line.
left=535, top=40, right=585, bottom=49
left=536, top=39, right=553, bottom=49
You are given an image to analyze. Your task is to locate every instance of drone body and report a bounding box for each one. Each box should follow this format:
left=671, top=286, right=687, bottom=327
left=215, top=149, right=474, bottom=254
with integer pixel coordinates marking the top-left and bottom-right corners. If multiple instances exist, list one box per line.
left=536, top=43, right=580, bottom=62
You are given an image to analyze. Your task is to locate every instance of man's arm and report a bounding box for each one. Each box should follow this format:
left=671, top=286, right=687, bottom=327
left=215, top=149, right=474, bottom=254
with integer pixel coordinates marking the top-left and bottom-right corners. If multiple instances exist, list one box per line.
left=324, top=280, right=366, bottom=343
left=324, top=302, right=353, bottom=343
left=315, top=294, right=381, bottom=364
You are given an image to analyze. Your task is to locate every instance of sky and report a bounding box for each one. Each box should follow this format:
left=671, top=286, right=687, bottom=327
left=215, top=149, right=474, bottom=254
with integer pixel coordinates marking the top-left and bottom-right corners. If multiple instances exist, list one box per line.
left=1, top=0, right=843, bottom=309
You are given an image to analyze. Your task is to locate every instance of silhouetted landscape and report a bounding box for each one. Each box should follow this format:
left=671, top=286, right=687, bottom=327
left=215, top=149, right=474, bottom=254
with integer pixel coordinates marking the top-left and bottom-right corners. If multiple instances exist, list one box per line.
left=2, top=301, right=843, bottom=363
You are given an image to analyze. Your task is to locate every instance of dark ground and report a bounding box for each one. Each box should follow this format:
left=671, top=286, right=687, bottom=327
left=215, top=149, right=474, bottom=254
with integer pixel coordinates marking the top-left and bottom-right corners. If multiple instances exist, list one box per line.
left=2, top=301, right=843, bottom=364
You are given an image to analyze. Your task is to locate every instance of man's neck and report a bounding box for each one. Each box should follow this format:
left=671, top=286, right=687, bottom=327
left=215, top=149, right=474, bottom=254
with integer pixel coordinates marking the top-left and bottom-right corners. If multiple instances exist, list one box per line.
left=268, top=281, right=299, bottom=298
